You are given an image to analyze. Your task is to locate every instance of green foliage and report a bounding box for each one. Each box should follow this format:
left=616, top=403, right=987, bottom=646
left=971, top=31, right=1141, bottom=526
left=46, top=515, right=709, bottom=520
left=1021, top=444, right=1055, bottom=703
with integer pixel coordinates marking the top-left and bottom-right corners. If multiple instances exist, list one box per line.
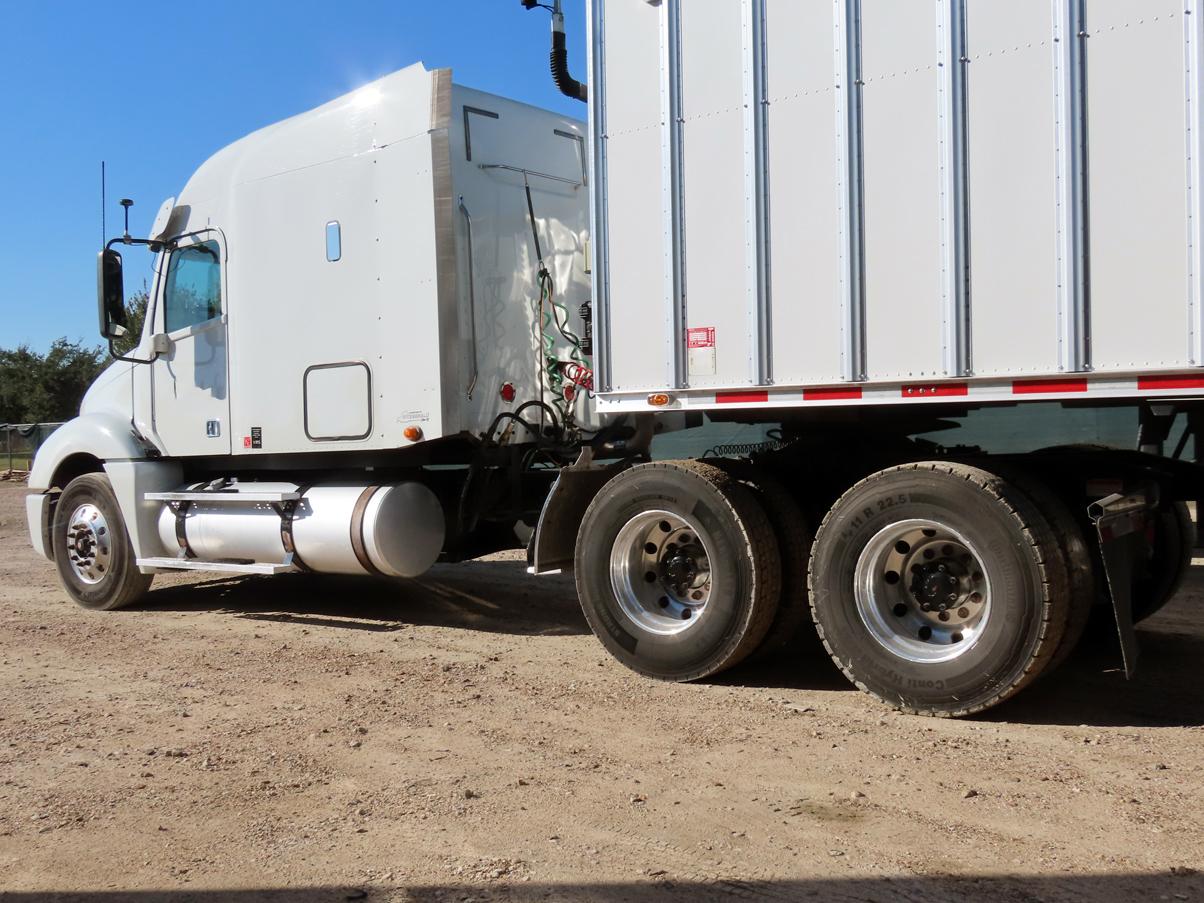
left=112, top=287, right=149, bottom=357
left=0, top=286, right=150, bottom=424
left=0, top=339, right=108, bottom=424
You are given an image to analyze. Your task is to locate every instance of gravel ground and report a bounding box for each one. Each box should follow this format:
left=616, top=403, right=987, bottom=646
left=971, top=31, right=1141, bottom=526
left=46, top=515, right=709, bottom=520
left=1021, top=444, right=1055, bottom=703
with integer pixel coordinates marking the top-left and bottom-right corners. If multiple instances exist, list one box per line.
left=0, top=478, right=1201, bottom=902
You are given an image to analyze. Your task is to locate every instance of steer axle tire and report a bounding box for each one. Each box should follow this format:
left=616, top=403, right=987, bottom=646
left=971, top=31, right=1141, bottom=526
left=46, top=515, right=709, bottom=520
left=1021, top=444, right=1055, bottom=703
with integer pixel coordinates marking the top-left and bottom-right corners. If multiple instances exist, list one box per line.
left=574, top=460, right=781, bottom=681
left=52, top=473, right=152, bottom=611
left=808, top=462, right=1070, bottom=717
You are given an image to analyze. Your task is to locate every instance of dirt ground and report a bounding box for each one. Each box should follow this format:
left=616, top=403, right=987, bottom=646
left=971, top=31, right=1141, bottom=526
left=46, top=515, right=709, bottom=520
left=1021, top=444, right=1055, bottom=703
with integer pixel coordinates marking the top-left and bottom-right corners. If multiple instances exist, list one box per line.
left=0, top=480, right=1201, bottom=903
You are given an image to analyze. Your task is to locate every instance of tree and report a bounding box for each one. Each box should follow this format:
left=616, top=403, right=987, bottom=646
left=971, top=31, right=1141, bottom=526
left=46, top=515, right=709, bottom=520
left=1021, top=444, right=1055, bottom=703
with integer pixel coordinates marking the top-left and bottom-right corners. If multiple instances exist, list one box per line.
left=112, top=287, right=149, bottom=357
left=0, top=283, right=147, bottom=424
left=0, top=339, right=107, bottom=424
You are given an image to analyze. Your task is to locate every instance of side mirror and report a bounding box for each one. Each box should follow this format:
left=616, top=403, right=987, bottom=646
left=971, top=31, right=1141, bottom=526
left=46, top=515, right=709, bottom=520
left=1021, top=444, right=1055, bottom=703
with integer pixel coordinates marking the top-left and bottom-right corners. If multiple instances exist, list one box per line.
left=96, top=248, right=128, bottom=339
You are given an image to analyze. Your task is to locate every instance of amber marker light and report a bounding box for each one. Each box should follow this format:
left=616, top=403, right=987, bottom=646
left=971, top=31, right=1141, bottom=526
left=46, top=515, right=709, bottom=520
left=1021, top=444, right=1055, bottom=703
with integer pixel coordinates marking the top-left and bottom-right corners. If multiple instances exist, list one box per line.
left=647, top=393, right=672, bottom=407
left=403, top=426, right=423, bottom=442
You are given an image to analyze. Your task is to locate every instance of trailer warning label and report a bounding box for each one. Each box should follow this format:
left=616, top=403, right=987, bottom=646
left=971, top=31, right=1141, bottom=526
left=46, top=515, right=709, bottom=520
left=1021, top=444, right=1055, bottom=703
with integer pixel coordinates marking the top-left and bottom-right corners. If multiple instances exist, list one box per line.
left=687, top=327, right=716, bottom=377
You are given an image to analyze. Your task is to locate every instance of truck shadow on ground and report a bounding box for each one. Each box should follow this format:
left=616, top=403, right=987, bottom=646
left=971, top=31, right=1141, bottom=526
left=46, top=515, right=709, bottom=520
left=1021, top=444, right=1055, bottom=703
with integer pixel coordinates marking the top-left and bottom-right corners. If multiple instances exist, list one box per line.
left=135, top=560, right=590, bottom=638
left=4, top=872, right=1203, bottom=902
left=133, top=561, right=1204, bottom=729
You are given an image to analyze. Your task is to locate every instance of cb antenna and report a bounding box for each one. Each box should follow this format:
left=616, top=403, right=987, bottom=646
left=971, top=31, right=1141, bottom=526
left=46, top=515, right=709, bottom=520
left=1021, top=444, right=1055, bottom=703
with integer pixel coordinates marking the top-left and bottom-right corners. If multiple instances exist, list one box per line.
left=101, top=161, right=106, bottom=247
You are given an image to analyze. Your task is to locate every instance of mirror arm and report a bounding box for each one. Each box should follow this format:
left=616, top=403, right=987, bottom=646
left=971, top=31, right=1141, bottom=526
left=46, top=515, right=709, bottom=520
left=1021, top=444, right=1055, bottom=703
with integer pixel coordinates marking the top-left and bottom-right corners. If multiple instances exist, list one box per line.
left=100, top=228, right=215, bottom=363
left=102, top=235, right=164, bottom=364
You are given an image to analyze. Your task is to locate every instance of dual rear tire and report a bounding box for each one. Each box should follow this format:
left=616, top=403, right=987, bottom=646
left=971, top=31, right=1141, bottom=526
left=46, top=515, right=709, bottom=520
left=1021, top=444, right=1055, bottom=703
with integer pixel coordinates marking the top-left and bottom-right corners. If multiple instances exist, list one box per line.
left=808, top=462, right=1076, bottom=716
left=574, top=461, right=783, bottom=681
left=577, top=459, right=1094, bottom=717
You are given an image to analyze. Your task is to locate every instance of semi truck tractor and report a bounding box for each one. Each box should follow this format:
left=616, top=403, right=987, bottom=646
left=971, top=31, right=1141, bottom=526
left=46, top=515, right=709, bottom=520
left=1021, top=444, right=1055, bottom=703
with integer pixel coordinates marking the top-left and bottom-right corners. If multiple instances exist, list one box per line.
left=26, top=0, right=1204, bottom=716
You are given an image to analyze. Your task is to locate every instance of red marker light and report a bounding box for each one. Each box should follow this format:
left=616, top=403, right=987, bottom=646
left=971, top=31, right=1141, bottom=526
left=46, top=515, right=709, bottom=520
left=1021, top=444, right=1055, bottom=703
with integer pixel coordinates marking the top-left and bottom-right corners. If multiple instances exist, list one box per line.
left=500, top=382, right=517, bottom=403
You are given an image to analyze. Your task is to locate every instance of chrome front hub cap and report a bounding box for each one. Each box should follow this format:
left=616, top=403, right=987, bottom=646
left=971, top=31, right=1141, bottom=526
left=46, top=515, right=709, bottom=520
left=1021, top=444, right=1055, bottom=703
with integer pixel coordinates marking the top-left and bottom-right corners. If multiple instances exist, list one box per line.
left=854, top=519, right=991, bottom=664
left=610, top=510, right=715, bottom=636
left=66, top=503, right=112, bottom=585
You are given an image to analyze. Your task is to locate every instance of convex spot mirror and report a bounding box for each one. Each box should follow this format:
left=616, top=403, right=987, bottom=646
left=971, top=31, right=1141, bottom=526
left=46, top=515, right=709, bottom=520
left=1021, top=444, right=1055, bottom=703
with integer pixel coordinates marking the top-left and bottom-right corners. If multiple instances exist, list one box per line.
left=97, top=248, right=128, bottom=339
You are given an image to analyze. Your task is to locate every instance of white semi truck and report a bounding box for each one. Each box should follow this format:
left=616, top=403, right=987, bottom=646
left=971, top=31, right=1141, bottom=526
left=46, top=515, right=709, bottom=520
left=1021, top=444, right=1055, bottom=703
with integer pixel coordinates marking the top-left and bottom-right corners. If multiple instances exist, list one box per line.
left=26, top=0, right=1204, bottom=716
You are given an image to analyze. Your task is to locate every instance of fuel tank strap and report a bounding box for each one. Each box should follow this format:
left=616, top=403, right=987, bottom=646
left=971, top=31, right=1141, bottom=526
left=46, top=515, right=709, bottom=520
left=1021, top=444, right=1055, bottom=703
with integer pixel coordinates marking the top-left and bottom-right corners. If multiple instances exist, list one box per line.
left=349, top=486, right=385, bottom=576
left=278, top=485, right=311, bottom=573
left=174, top=501, right=194, bottom=559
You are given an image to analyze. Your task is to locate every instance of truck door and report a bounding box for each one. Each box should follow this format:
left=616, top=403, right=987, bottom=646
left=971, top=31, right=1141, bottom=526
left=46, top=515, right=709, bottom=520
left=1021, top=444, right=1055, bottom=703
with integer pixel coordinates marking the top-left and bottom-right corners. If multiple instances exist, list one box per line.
left=151, top=232, right=231, bottom=456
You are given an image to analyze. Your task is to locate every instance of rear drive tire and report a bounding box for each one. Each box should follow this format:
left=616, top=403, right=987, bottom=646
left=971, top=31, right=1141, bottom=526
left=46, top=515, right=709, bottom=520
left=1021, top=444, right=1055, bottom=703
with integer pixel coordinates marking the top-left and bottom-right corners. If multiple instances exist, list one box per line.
left=1131, top=500, right=1194, bottom=623
left=53, top=473, right=152, bottom=611
left=992, top=469, right=1095, bottom=676
left=574, top=460, right=781, bottom=681
left=809, top=462, right=1069, bottom=717
left=709, top=460, right=813, bottom=660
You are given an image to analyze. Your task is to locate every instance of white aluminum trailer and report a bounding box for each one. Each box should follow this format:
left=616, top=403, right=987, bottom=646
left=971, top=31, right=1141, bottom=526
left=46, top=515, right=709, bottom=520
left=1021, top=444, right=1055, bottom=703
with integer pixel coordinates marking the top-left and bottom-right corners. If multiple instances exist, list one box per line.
left=589, top=0, right=1204, bottom=411
left=23, top=1, right=1204, bottom=718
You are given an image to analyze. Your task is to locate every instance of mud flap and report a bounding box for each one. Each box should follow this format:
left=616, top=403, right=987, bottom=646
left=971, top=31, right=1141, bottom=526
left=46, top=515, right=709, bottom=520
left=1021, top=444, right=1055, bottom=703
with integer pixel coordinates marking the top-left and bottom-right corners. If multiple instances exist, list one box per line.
left=531, top=448, right=617, bottom=575
left=1088, top=490, right=1156, bottom=679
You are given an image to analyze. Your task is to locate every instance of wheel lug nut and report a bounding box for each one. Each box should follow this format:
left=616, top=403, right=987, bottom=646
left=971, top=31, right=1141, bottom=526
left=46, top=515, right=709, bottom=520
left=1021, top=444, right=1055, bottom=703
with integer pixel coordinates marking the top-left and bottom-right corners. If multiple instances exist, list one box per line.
left=921, top=603, right=931, bottom=612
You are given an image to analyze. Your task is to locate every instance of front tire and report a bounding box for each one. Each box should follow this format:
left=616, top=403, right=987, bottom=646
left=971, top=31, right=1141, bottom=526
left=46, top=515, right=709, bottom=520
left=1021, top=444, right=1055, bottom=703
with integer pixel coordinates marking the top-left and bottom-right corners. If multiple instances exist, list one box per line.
left=574, top=461, right=781, bottom=681
left=53, top=473, right=152, bottom=611
left=809, top=462, right=1069, bottom=716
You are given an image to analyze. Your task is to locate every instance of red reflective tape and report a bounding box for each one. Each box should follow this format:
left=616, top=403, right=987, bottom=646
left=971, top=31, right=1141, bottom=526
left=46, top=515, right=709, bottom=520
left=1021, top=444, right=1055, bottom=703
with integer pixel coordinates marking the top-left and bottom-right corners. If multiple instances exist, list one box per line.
left=900, top=383, right=968, bottom=398
left=1137, top=375, right=1204, bottom=391
left=715, top=390, right=769, bottom=404
left=804, top=386, right=863, bottom=401
left=1012, top=378, right=1088, bottom=395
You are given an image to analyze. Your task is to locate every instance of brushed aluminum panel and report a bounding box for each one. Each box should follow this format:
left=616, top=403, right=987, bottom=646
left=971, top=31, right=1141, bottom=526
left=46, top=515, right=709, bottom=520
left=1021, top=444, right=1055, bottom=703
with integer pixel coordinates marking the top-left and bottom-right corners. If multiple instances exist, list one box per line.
left=1086, top=0, right=1191, bottom=370
left=602, top=0, right=671, bottom=391
left=860, top=1, right=945, bottom=379
left=965, top=0, right=1061, bottom=375
left=679, top=0, right=751, bottom=388
left=764, top=0, right=845, bottom=386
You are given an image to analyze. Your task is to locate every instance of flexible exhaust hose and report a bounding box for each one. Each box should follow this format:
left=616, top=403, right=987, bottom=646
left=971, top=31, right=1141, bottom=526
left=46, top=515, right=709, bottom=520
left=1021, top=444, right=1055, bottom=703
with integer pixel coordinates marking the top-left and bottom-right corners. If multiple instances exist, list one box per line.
left=551, top=28, right=587, bottom=103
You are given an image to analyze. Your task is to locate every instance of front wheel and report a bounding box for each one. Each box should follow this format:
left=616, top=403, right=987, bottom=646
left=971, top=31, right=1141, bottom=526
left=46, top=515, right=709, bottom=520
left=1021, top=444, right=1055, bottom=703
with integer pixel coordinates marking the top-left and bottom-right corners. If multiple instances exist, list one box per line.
left=52, top=473, right=152, bottom=611
left=809, top=462, right=1069, bottom=717
left=574, top=461, right=781, bottom=681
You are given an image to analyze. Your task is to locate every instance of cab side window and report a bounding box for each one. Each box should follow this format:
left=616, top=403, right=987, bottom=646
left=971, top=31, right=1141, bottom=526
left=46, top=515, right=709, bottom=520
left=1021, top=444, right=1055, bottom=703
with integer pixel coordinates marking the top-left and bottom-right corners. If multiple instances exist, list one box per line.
left=164, top=240, right=222, bottom=332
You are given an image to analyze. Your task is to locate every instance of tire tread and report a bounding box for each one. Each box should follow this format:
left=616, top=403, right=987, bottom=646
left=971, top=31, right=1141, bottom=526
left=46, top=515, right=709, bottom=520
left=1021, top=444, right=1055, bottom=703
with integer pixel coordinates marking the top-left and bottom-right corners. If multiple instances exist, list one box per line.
left=808, top=461, right=1070, bottom=717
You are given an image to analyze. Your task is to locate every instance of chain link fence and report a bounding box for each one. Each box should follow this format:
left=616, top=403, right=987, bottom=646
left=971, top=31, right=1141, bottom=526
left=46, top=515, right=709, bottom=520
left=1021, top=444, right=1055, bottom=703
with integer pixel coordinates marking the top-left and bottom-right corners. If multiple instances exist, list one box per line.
left=1, top=423, right=63, bottom=479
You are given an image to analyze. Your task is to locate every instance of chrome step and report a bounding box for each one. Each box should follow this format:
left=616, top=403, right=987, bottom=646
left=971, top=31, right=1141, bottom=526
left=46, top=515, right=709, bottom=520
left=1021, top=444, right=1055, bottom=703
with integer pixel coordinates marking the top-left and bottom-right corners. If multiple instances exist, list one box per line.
left=136, top=556, right=294, bottom=575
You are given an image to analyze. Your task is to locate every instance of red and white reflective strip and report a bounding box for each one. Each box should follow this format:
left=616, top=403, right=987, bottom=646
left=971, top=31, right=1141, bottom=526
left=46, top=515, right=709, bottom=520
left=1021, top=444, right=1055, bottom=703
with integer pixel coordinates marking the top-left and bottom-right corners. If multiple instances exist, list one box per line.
left=595, top=372, right=1204, bottom=413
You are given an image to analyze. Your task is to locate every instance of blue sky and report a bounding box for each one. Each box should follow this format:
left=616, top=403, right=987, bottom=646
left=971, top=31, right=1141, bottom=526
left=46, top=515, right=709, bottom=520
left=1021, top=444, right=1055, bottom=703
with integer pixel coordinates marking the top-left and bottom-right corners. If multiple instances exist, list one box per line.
left=0, top=0, right=587, bottom=352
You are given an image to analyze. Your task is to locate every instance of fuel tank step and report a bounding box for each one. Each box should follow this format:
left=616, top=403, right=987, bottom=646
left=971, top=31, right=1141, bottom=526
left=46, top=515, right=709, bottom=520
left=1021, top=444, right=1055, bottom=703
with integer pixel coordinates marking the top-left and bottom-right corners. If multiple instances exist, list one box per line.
left=135, top=556, right=294, bottom=575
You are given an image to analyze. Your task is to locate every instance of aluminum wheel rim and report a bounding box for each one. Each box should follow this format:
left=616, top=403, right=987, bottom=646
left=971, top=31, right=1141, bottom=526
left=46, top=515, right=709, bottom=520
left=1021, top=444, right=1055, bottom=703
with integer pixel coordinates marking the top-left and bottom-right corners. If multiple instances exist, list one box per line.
left=853, top=518, right=991, bottom=664
left=609, top=510, right=715, bottom=636
left=66, top=503, right=112, bottom=585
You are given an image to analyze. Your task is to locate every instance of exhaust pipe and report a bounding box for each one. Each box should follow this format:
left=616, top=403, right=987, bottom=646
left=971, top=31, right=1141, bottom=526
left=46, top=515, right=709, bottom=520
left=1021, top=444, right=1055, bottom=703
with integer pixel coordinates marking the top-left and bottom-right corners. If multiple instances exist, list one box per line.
left=523, top=0, right=587, bottom=103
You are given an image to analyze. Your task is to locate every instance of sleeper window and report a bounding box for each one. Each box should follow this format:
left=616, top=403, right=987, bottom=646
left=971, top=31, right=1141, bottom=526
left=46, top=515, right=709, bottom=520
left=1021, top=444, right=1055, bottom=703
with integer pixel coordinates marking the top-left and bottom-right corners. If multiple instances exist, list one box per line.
left=164, top=240, right=222, bottom=332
